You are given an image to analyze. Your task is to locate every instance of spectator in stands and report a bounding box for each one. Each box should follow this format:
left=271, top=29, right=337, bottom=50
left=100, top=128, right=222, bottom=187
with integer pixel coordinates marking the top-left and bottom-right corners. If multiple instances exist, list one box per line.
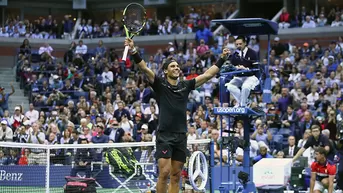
left=9, top=106, right=24, bottom=130
left=69, top=130, right=80, bottom=144
left=75, top=40, right=88, bottom=56
left=271, top=37, right=286, bottom=56
left=27, top=122, right=46, bottom=165
left=278, top=88, right=293, bottom=115
left=70, top=137, right=94, bottom=178
left=331, top=15, right=343, bottom=27
left=91, top=124, right=109, bottom=143
left=317, top=14, right=328, bottom=27
left=119, top=114, right=134, bottom=135
left=6, top=149, right=19, bottom=165
left=19, top=39, right=31, bottom=56
left=0, top=28, right=9, bottom=37
left=0, top=119, right=13, bottom=142
left=78, top=19, right=88, bottom=39
left=136, top=83, right=152, bottom=103
left=195, top=24, right=213, bottom=44
left=279, top=7, right=290, bottom=29
left=95, top=40, right=106, bottom=60
left=38, top=43, right=54, bottom=61
left=25, top=103, right=39, bottom=124
left=293, top=125, right=332, bottom=162
left=101, top=66, right=113, bottom=86
left=302, top=16, right=316, bottom=28
left=0, top=84, right=15, bottom=117
left=63, top=15, right=73, bottom=39
left=253, top=145, right=273, bottom=164
left=0, top=150, right=7, bottom=165
left=251, top=124, right=272, bottom=145
left=114, top=101, right=131, bottom=122
left=60, top=129, right=71, bottom=144
left=31, top=29, right=43, bottom=39
left=283, top=136, right=299, bottom=158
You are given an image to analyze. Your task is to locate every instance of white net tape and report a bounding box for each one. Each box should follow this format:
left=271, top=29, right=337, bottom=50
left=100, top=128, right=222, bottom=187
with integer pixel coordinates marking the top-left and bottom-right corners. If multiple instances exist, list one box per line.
left=0, top=139, right=210, bottom=193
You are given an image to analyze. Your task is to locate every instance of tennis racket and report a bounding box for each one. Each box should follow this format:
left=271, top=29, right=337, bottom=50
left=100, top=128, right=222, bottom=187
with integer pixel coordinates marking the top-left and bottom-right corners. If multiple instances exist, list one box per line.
left=121, top=3, right=147, bottom=61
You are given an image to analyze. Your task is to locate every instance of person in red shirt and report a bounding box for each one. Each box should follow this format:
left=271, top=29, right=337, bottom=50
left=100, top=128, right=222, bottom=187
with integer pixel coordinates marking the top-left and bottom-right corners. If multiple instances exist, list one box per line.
left=310, top=147, right=336, bottom=193
left=186, top=67, right=198, bottom=80
left=279, top=7, right=290, bottom=29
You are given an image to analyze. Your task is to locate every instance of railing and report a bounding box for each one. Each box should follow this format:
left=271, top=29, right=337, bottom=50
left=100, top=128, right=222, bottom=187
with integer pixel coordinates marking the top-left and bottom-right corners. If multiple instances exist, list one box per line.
left=213, top=9, right=240, bottom=35
left=272, top=7, right=284, bottom=22
left=71, top=18, right=82, bottom=40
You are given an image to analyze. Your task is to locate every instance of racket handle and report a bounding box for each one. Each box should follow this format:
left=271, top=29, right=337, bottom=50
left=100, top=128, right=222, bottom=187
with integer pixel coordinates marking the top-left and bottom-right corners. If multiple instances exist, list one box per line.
left=122, top=46, right=129, bottom=61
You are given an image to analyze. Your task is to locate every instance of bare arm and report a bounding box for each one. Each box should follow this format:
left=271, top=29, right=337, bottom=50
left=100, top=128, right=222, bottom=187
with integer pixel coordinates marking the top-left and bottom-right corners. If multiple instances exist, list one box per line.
left=125, top=38, right=155, bottom=83
left=292, top=147, right=305, bottom=163
left=195, top=48, right=230, bottom=88
left=266, top=130, right=272, bottom=141
left=310, top=172, right=316, bottom=193
left=9, top=83, right=15, bottom=96
left=251, top=130, right=258, bottom=139
left=328, top=175, right=335, bottom=193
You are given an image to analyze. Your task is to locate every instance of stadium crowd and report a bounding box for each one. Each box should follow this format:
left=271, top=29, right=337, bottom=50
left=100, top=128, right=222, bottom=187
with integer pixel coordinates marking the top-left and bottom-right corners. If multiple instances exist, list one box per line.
left=0, top=4, right=342, bottom=191
left=0, top=4, right=235, bottom=39
left=278, top=6, right=343, bottom=28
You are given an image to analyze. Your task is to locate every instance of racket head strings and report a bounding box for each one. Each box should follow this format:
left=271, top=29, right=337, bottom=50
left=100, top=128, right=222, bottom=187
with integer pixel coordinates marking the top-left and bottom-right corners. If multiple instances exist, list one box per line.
left=123, top=3, right=146, bottom=34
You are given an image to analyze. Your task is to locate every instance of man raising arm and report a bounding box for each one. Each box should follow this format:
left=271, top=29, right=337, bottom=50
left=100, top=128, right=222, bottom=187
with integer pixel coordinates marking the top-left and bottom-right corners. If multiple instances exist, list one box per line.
left=293, top=125, right=331, bottom=163
left=124, top=38, right=229, bottom=193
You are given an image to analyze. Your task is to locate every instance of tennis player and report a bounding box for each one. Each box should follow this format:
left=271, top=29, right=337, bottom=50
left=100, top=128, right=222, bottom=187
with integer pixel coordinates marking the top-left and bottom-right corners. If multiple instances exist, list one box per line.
left=310, top=147, right=336, bottom=193
left=124, top=38, right=229, bottom=193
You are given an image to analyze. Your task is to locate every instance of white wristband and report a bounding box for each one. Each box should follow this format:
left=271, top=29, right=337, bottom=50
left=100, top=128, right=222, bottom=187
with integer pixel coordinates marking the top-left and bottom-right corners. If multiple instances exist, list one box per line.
left=130, top=47, right=137, bottom=54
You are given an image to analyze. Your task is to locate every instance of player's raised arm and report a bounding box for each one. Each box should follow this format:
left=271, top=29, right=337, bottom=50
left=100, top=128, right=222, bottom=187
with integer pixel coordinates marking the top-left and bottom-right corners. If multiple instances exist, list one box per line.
left=124, top=38, right=155, bottom=83
left=195, top=48, right=230, bottom=88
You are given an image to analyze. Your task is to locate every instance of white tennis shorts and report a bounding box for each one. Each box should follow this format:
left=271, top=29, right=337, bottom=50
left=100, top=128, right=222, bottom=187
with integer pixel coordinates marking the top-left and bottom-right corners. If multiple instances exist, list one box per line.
left=314, top=181, right=326, bottom=192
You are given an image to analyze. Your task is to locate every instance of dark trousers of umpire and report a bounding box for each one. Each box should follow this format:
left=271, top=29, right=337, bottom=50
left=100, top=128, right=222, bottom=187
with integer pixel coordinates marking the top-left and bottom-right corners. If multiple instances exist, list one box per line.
left=71, top=165, right=91, bottom=178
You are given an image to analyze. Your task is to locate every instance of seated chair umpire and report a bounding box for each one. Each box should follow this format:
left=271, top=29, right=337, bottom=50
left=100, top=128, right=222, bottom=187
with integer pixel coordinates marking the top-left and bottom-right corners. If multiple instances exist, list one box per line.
left=70, top=137, right=95, bottom=178
left=225, top=36, right=259, bottom=107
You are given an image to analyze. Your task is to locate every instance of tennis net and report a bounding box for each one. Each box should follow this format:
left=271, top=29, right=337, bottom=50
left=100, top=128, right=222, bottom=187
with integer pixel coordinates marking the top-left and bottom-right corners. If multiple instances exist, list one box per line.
left=0, top=139, right=211, bottom=193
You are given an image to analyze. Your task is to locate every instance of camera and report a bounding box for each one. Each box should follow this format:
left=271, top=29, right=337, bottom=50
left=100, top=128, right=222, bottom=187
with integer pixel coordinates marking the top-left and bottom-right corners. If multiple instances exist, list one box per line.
left=219, top=135, right=244, bottom=153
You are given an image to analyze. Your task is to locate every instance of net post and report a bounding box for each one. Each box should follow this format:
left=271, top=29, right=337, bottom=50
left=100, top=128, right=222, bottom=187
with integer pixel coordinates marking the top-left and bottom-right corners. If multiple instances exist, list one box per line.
left=45, top=147, right=50, bottom=193
left=209, top=140, right=215, bottom=193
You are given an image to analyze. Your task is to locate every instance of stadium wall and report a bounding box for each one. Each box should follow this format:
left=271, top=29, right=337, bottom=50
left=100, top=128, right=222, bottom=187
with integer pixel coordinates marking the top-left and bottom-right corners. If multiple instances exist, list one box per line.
left=0, top=165, right=253, bottom=190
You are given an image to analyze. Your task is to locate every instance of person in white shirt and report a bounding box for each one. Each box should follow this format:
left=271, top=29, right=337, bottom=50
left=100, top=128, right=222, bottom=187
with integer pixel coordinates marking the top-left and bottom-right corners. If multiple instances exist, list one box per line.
left=31, top=29, right=43, bottom=39
left=235, top=139, right=259, bottom=165
left=331, top=16, right=343, bottom=27
left=11, top=27, right=20, bottom=38
left=316, top=14, right=327, bottom=27
left=143, top=98, right=160, bottom=115
left=0, top=28, right=9, bottom=37
left=101, top=67, right=113, bottom=84
left=8, top=106, right=24, bottom=127
left=38, top=43, right=54, bottom=61
left=17, top=22, right=26, bottom=35
left=25, top=103, right=39, bottom=124
left=0, top=120, right=13, bottom=142
left=75, top=40, right=88, bottom=55
left=302, top=16, right=316, bottom=28
left=306, top=87, right=319, bottom=107
left=27, top=122, right=46, bottom=165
